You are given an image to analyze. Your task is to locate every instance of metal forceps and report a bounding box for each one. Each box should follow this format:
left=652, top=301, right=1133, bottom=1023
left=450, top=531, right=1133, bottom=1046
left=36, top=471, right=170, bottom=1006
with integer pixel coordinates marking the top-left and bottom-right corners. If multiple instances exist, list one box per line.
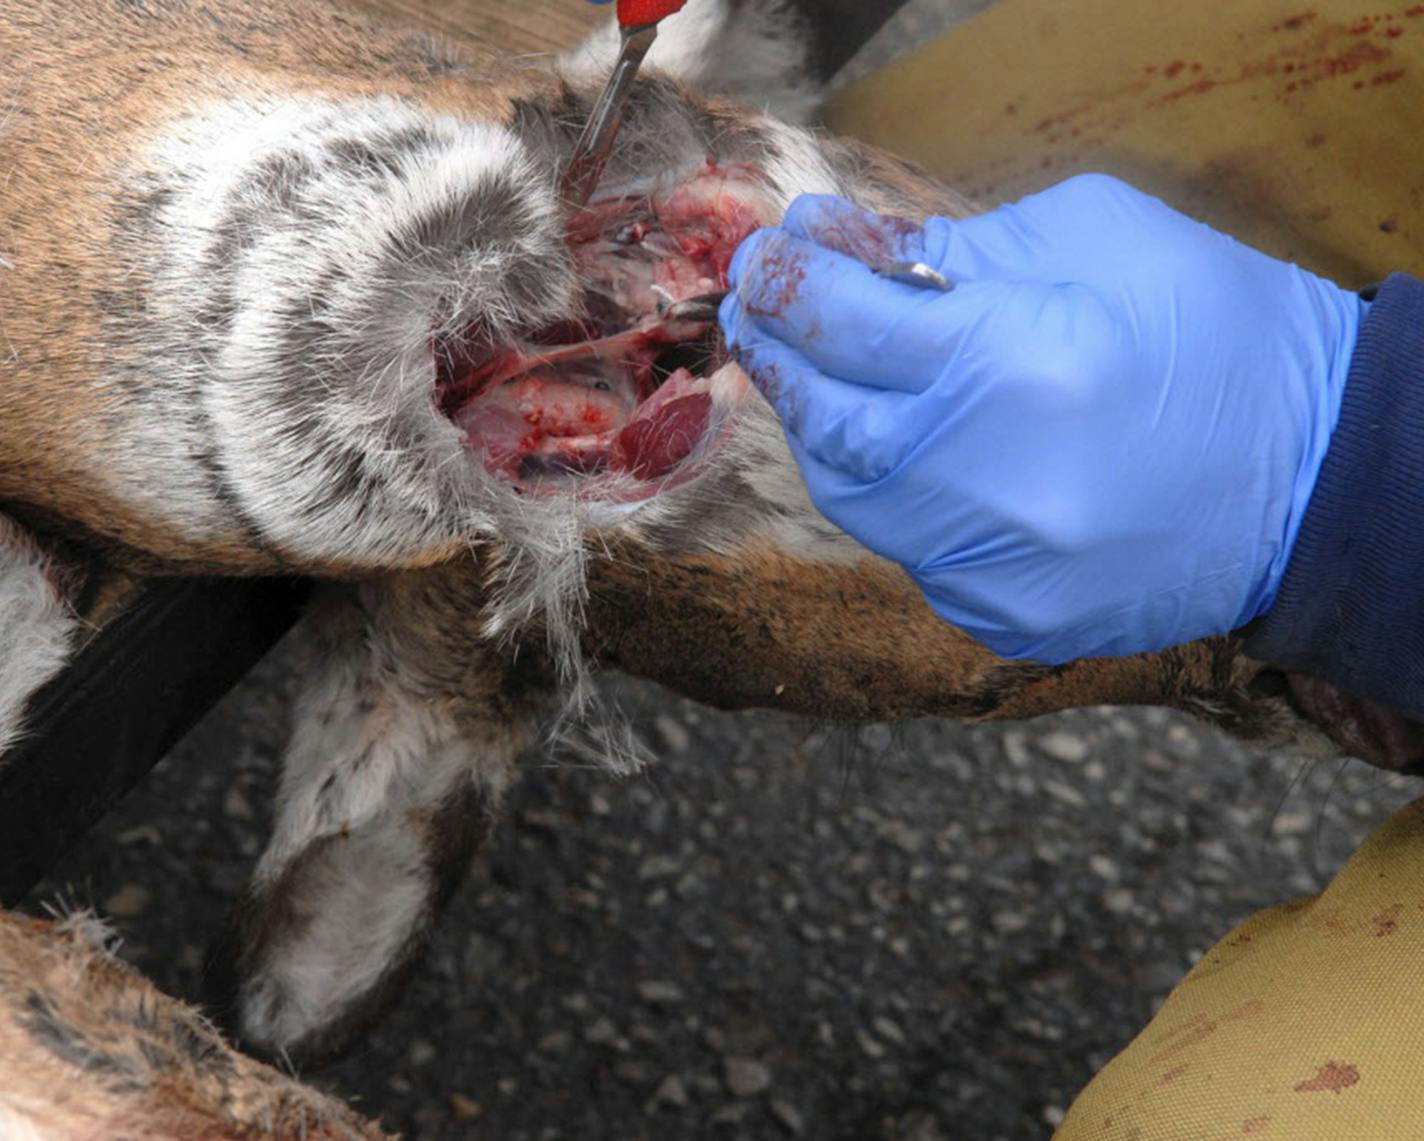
left=655, top=262, right=956, bottom=325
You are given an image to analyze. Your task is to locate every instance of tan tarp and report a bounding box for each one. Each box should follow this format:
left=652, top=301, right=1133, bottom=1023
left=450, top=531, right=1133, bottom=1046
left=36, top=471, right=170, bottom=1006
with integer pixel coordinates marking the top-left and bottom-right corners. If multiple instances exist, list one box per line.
left=828, top=0, right=1424, bottom=286
left=831, top=9, right=1424, bottom=1136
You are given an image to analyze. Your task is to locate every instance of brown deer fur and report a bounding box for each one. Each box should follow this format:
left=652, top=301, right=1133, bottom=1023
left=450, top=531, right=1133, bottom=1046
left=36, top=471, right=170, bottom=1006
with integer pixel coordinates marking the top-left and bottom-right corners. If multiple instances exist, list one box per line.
left=0, top=0, right=1399, bottom=1133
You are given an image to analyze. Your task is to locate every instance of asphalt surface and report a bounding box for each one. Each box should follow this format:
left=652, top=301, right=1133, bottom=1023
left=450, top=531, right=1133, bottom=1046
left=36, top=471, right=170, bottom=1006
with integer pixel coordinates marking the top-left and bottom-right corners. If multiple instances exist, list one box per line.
left=21, top=4, right=1424, bottom=1139
left=27, top=644, right=1422, bottom=1140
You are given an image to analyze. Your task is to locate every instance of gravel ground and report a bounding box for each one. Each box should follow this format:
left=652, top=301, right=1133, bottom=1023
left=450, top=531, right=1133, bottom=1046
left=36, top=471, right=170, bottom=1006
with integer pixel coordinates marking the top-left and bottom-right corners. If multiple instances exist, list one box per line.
left=21, top=5, right=1424, bottom=1140
left=26, top=644, right=1422, bottom=1140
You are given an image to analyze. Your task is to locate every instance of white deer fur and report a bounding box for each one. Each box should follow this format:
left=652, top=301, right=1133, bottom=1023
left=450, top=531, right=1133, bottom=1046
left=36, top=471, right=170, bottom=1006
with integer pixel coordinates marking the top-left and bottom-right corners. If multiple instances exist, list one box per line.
left=0, top=515, right=76, bottom=761
left=0, top=0, right=845, bottom=1064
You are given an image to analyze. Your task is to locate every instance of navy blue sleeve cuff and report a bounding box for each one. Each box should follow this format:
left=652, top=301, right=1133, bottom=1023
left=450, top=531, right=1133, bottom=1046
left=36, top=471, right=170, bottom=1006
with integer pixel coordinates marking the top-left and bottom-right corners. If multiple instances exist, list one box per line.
left=1246, top=272, right=1424, bottom=720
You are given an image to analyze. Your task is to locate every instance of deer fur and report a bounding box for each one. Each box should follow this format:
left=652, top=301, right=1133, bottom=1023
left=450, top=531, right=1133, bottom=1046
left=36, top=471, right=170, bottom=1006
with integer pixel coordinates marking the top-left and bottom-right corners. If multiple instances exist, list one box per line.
left=0, top=0, right=1389, bottom=1129
left=0, top=906, right=391, bottom=1139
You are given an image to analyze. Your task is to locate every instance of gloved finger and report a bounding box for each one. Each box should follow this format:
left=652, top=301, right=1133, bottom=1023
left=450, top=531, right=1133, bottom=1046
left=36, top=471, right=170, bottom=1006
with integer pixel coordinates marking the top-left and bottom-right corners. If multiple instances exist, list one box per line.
left=777, top=193, right=1067, bottom=288
left=780, top=194, right=928, bottom=269
left=912, top=174, right=1185, bottom=285
left=728, top=228, right=1062, bottom=394
left=777, top=193, right=1059, bottom=285
left=724, top=305, right=919, bottom=484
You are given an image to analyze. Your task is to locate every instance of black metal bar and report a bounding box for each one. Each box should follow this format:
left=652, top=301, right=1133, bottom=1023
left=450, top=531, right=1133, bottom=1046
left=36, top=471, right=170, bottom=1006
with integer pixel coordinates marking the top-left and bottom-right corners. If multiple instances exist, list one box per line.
left=1, top=578, right=308, bottom=906
left=790, top=0, right=916, bottom=82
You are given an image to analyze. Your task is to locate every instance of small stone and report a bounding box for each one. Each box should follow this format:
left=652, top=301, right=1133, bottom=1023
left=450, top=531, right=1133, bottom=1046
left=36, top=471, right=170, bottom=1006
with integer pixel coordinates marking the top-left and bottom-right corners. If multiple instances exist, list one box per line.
left=103, top=883, right=150, bottom=918
left=723, top=1057, right=772, bottom=1097
left=637, top=980, right=685, bottom=1005
left=1003, top=730, right=1032, bottom=768
left=408, top=1038, right=437, bottom=1066
left=447, top=1092, right=482, bottom=1121
left=1142, top=749, right=1174, bottom=772
left=537, top=1030, right=572, bottom=1055
left=654, top=714, right=691, bottom=752
left=710, top=1104, right=749, bottom=1127
left=614, top=1060, right=654, bottom=1083
left=1043, top=780, right=1087, bottom=808
left=872, top=1016, right=906, bottom=1045
left=1103, top=889, right=1136, bottom=915
left=639, top=855, right=681, bottom=880
left=115, top=825, right=162, bottom=847
left=584, top=1017, right=618, bottom=1045
left=991, top=909, right=1029, bottom=935
left=222, top=783, right=254, bottom=821
left=1039, top=732, right=1089, bottom=763
left=1042, top=1105, right=1065, bottom=1127
left=1166, top=723, right=1202, bottom=756
left=859, top=723, right=893, bottom=751
left=856, top=1029, right=886, bottom=1058
left=896, top=1110, right=948, bottom=1141
left=1196, top=838, right=1233, bottom=865
left=648, top=1074, right=689, bottom=1110
left=1088, top=855, right=1120, bottom=881
left=771, top=1100, right=805, bottom=1135
left=879, top=820, right=926, bottom=855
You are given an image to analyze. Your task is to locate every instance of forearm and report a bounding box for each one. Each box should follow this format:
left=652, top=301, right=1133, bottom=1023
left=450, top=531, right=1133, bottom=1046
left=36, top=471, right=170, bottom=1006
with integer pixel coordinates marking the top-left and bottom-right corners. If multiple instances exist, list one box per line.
left=1247, top=274, right=1424, bottom=719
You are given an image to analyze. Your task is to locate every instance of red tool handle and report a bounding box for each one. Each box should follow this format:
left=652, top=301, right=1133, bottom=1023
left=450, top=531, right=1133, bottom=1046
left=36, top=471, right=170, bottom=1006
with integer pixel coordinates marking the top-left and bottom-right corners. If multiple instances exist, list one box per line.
left=617, top=0, right=687, bottom=27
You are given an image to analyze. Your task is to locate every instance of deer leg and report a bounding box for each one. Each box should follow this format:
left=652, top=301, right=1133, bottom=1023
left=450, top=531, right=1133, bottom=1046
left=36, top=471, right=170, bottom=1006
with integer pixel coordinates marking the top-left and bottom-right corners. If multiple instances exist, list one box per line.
left=0, top=514, right=77, bottom=762
left=215, top=573, right=555, bottom=1066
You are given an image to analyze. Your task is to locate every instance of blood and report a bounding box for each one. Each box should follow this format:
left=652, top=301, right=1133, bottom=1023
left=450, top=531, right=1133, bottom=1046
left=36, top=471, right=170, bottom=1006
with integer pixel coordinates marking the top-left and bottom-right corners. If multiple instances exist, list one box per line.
left=1293, top=1061, right=1361, bottom=1095
left=1153, top=77, right=1219, bottom=103
left=457, top=372, right=629, bottom=477
left=1033, top=103, right=1093, bottom=133
left=442, top=161, right=769, bottom=490
left=804, top=209, right=920, bottom=268
left=742, top=239, right=807, bottom=322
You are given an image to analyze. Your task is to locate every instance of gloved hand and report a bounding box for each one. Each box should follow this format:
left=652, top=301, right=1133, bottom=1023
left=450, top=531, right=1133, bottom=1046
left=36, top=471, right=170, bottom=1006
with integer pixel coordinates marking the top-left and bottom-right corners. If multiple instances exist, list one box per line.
left=720, top=174, right=1366, bottom=662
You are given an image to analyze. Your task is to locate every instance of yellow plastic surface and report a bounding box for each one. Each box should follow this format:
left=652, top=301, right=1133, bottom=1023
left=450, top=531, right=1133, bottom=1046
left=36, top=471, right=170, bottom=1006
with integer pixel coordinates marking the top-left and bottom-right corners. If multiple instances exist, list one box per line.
left=827, top=1, right=1424, bottom=286
left=1057, top=796, right=1424, bottom=1139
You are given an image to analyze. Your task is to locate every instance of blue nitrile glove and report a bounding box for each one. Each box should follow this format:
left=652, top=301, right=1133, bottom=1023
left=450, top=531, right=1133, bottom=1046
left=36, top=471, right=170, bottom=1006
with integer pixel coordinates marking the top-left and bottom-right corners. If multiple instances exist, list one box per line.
left=720, top=174, right=1366, bottom=663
